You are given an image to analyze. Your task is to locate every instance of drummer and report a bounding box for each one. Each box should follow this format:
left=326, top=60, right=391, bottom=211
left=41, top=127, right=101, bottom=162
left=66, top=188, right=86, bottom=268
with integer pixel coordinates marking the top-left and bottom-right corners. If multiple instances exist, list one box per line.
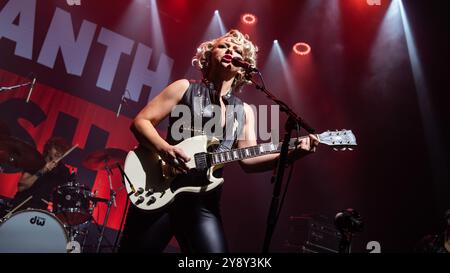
left=12, top=137, right=72, bottom=211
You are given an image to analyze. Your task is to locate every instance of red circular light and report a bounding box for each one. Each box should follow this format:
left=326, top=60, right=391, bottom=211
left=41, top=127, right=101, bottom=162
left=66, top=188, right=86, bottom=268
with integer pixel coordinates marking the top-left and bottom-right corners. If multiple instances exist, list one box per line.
left=242, top=13, right=257, bottom=25
left=293, top=42, right=311, bottom=56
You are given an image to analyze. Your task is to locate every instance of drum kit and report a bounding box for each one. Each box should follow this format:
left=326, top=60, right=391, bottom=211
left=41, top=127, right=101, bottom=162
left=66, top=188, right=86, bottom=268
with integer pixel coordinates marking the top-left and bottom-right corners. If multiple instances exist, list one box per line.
left=0, top=124, right=127, bottom=253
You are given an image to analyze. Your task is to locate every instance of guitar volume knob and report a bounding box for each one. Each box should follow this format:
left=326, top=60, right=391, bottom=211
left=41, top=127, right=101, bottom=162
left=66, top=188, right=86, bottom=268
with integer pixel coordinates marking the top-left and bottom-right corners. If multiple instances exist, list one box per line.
left=134, top=187, right=144, bottom=197
left=146, top=196, right=156, bottom=206
left=145, top=189, right=154, bottom=197
left=135, top=196, right=144, bottom=204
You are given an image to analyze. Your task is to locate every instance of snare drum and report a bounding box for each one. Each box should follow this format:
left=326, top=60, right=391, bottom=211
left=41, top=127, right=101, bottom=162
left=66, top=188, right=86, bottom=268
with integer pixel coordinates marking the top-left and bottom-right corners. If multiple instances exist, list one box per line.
left=0, top=209, right=68, bottom=253
left=52, top=183, right=93, bottom=226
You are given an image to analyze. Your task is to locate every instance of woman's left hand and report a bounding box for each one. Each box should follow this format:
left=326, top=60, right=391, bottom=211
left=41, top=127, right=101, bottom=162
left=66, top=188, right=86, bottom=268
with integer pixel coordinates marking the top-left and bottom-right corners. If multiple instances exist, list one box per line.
left=288, top=134, right=320, bottom=161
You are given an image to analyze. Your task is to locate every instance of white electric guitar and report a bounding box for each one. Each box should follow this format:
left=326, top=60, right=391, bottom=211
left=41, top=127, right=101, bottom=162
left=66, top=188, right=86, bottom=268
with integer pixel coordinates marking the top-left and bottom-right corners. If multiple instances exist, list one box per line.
left=124, top=130, right=357, bottom=211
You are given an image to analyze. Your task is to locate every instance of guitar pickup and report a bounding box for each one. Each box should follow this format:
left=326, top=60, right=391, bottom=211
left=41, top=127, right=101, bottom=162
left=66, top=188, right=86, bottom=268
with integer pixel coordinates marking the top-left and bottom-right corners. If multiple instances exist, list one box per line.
left=194, top=152, right=209, bottom=170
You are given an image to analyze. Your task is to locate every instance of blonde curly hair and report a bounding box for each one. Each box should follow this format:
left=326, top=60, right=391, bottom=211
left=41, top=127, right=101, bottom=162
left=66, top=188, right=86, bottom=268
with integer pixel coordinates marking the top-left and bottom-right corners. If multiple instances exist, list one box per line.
left=192, top=29, right=258, bottom=90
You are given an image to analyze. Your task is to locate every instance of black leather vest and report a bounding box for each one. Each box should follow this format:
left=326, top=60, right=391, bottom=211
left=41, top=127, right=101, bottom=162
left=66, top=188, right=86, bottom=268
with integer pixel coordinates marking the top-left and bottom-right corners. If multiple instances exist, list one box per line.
left=166, top=81, right=246, bottom=151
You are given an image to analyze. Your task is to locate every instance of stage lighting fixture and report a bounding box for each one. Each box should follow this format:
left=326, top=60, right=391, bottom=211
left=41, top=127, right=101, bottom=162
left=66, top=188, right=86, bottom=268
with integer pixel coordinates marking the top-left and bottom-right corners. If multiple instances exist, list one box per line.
left=241, top=13, right=257, bottom=25
left=293, top=42, right=311, bottom=56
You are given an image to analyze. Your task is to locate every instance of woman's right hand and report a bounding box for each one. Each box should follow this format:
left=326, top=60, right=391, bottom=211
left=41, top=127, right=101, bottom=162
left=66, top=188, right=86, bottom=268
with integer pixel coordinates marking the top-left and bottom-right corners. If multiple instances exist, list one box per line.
left=157, top=144, right=191, bottom=174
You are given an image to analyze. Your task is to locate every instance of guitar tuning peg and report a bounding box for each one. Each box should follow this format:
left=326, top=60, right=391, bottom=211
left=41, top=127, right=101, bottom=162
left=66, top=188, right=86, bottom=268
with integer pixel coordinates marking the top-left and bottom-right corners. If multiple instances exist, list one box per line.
left=348, top=148, right=353, bottom=151
left=333, top=148, right=338, bottom=151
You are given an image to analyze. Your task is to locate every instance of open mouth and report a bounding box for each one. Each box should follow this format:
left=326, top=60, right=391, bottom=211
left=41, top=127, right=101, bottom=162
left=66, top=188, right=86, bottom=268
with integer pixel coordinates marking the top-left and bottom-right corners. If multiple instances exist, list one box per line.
left=221, top=54, right=232, bottom=63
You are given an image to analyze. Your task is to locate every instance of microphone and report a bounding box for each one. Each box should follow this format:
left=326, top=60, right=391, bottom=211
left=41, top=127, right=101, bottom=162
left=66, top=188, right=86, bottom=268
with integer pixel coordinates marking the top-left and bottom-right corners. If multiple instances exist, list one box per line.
left=116, top=94, right=127, bottom=117
left=26, top=77, right=36, bottom=103
left=231, top=57, right=259, bottom=73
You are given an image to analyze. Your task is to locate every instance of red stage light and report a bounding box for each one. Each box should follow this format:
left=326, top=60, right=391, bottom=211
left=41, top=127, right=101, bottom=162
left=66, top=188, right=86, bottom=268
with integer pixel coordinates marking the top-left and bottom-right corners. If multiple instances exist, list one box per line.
left=293, top=42, right=311, bottom=56
left=241, top=13, right=257, bottom=25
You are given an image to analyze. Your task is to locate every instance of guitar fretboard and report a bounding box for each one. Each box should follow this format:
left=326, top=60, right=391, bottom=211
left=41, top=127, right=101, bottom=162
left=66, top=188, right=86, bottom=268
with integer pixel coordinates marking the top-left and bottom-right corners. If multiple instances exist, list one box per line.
left=208, top=130, right=356, bottom=165
left=210, top=142, right=284, bottom=165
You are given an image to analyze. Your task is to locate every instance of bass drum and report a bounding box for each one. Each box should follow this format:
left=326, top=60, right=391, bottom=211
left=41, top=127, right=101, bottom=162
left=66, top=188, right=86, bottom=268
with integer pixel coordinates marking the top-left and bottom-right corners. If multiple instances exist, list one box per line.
left=0, top=209, right=68, bottom=253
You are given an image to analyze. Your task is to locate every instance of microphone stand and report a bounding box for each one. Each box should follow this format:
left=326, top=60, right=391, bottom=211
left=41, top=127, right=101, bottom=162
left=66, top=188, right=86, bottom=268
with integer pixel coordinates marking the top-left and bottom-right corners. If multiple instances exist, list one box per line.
left=112, top=163, right=132, bottom=252
left=248, top=73, right=315, bottom=253
left=95, top=162, right=116, bottom=253
left=338, top=232, right=353, bottom=254
left=0, top=82, right=32, bottom=93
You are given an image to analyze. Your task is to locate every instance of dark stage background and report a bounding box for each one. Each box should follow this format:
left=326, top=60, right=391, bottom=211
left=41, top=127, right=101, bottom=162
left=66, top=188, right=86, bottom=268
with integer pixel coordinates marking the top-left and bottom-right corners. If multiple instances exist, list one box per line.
left=0, top=0, right=449, bottom=252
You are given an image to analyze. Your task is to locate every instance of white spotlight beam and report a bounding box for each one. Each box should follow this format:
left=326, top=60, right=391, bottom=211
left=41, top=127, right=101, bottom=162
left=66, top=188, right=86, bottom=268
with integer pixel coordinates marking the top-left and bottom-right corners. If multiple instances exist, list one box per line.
left=397, top=0, right=449, bottom=206
left=184, top=11, right=228, bottom=79
left=150, top=0, right=166, bottom=53
left=262, top=41, right=299, bottom=105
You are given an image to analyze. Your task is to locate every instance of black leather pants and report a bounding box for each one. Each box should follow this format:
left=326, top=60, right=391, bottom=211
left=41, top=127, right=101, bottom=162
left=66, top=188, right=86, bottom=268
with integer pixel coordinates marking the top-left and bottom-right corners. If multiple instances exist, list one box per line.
left=119, top=189, right=228, bottom=253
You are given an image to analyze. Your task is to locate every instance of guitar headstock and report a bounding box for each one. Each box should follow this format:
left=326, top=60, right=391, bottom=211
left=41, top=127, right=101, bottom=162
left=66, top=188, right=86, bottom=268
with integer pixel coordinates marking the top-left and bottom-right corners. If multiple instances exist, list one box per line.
left=318, top=129, right=357, bottom=151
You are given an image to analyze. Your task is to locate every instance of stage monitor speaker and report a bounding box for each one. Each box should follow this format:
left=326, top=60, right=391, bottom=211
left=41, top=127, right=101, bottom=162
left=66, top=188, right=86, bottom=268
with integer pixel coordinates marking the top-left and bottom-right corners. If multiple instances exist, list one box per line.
left=285, top=214, right=341, bottom=253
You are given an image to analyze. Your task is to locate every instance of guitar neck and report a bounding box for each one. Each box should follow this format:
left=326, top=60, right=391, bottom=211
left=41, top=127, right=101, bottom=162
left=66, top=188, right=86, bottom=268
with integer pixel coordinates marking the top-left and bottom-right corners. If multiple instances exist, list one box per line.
left=208, top=129, right=357, bottom=166
left=210, top=136, right=311, bottom=165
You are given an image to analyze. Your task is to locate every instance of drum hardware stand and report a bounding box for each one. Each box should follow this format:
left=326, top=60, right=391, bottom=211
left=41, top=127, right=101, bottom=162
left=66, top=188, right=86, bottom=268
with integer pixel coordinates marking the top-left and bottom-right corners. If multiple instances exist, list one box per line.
left=81, top=148, right=127, bottom=252
left=72, top=206, right=93, bottom=252
left=95, top=161, right=116, bottom=253
left=66, top=221, right=90, bottom=253
left=65, top=225, right=82, bottom=253
left=81, top=228, right=89, bottom=252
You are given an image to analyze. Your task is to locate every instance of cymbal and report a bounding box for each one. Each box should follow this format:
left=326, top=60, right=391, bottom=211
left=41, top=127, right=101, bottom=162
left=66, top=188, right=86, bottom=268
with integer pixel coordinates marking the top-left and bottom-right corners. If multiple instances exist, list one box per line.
left=82, top=148, right=126, bottom=171
left=0, top=136, right=45, bottom=172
